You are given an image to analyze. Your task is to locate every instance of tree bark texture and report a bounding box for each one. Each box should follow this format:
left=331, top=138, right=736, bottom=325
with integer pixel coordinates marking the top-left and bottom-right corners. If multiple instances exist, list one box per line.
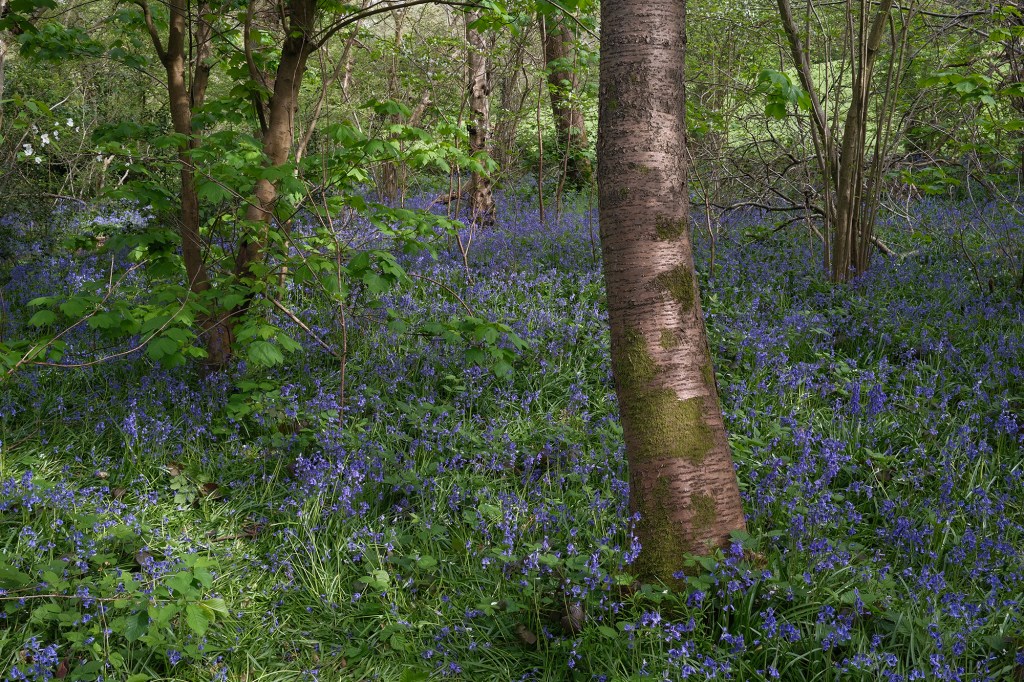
left=540, top=14, right=591, bottom=186
left=598, top=0, right=746, bottom=582
left=466, top=11, right=495, bottom=224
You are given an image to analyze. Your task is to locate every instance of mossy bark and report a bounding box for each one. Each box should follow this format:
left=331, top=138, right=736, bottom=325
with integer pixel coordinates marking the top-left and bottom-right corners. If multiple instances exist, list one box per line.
left=598, top=0, right=746, bottom=582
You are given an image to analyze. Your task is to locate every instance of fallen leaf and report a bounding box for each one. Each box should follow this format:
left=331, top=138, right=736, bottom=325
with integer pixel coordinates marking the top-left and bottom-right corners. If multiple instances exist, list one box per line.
left=515, top=623, right=537, bottom=646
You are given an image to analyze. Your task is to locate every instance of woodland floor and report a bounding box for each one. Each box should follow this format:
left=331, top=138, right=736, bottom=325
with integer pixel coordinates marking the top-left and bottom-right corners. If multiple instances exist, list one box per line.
left=1, top=194, right=1022, bottom=681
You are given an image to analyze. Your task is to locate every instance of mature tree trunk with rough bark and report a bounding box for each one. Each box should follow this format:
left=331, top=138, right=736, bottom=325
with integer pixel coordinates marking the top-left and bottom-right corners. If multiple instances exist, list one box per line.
left=599, top=0, right=746, bottom=582
left=539, top=13, right=590, bottom=187
left=138, top=0, right=233, bottom=365
left=465, top=11, right=494, bottom=224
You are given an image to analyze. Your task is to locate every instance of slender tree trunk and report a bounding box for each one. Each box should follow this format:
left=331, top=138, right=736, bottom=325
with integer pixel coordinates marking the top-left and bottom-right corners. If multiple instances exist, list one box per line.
left=1004, top=1, right=1024, bottom=180
left=466, top=11, right=495, bottom=224
left=599, top=0, right=746, bottom=582
left=379, top=9, right=407, bottom=202
left=0, top=0, right=7, bottom=130
left=234, top=0, right=316, bottom=282
left=295, top=16, right=362, bottom=166
left=139, top=0, right=232, bottom=364
left=539, top=13, right=591, bottom=187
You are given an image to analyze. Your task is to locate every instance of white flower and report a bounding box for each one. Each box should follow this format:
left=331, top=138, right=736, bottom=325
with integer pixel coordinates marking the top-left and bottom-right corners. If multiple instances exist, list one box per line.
left=95, top=154, right=104, bottom=163
left=66, top=118, right=75, bottom=127
left=34, top=156, right=43, bottom=164
left=52, top=130, right=60, bottom=141
left=22, top=144, right=34, bottom=155
left=40, top=133, right=50, bottom=146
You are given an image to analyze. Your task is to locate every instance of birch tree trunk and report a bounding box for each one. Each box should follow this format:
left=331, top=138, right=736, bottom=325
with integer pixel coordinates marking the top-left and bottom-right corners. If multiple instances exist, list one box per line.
left=599, top=0, right=746, bottom=582
left=466, top=11, right=495, bottom=224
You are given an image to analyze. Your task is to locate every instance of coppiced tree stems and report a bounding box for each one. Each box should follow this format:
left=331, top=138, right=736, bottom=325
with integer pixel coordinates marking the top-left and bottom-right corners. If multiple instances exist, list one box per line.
left=599, top=0, right=745, bottom=583
left=776, top=0, right=905, bottom=282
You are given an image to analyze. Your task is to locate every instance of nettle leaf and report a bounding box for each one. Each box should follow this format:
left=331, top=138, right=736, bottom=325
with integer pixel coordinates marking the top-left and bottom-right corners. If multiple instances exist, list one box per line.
left=123, top=610, right=149, bottom=642
left=166, top=571, right=195, bottom=596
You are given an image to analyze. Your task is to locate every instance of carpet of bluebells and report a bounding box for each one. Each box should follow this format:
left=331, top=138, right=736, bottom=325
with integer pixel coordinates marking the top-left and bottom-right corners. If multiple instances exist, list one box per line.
left=0, top=194, right=1022, bottom=681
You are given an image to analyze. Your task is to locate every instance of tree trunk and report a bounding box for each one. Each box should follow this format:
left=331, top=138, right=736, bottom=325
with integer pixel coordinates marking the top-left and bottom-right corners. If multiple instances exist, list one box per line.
left=141, top=0, right=232, bottom=365
left=466, top=11, right=495, bottom=224
left=539, top=14, right=591, bottom=187
left=1004, top=1, right=1024, bottom=180
left=234, top=0, right=316, bottom=282
left=599, top=0, right=746, bottom=582
left=379, top=8, right=407, bottom=203
left=0, top=0, right=7, bottom=130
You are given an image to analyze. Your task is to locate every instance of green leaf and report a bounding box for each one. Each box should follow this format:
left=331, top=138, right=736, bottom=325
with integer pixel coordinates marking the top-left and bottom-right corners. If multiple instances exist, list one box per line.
left=248, top=340, right=284, bottom=367
left=200, top=597, right=230, bottom=617
left=59, top=298, right=89, bottom=318
left=147, top=336, right=178, bottom=361
left=28, top=310, right=57, bottom=327
left=186, top=603, right=211, bottom=637
left=765, top=101, right=787, bottom=120
left=166, top=571, right=195, bottom=596
left=124, top=611, right=149, bottom=642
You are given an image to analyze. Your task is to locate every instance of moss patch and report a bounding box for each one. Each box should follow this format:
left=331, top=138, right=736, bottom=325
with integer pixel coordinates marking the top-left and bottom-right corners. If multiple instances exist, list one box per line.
left=690, top=492, right=717, bottom=530
left=623, top=391, right=714, bottom=464
left=655, top=265, right=695, bottom=312
left=634, top=476, right=689, bottom=584
left=613, top=328, right=714, bottom=465
left=660, top=329, right=680, bottom=350
left=655, top=215, right=686, bottom=241
left=701, top=360, right=716, bottom=391
left=615, top=328, right=657, bottom=392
